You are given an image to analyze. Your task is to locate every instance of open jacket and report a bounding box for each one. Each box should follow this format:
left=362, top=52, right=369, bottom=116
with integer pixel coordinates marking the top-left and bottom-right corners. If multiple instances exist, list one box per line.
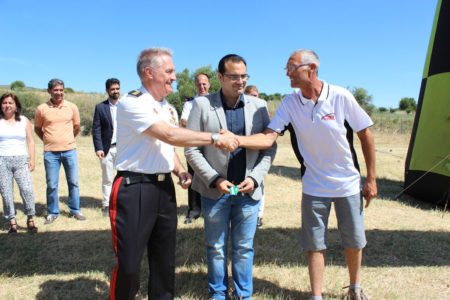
left=184, top=91, right=277, bottom=200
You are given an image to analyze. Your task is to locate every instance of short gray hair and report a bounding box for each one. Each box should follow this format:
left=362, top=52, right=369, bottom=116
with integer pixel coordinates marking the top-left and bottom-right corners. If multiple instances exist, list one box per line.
left=48, top=78, right=64, bottom=89
left=291, top=49, right=320, bottom=75
left=137, top=47, right=173, bottom=78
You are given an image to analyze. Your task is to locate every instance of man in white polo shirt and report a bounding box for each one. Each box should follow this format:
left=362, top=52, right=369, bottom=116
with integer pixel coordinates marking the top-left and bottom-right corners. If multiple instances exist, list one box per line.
left=109, top=47, right=238, bottom=300
left=237, top=49, right=377, bottom=300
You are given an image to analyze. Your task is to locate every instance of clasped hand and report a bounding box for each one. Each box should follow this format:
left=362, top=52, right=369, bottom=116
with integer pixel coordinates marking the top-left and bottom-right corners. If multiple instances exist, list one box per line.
left=215, top=177, right=255, bottom=194
left=177, top=172, right=192, bottom=189
left=215, top=129, right=240, bottom=152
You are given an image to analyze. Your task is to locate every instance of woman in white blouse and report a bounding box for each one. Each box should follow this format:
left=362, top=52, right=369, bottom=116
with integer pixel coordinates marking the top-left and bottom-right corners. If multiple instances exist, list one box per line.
left=0, top=93, right=37, bottom=234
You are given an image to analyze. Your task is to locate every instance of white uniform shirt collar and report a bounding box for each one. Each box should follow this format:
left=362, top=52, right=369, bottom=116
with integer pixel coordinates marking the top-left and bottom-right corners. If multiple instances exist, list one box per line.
left=139, top=86, right=168, bottom=105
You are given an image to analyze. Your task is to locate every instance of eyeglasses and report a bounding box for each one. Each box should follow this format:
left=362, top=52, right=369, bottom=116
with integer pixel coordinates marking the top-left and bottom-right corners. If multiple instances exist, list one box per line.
left=223, top=74, right=250, bottom=81
left=284, top=63, right=311, bottom=73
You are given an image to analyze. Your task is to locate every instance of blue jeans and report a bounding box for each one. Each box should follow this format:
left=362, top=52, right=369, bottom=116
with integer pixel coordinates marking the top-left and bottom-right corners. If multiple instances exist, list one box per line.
left=44, top=149, right=81, bottom=216
left=202, top=193, right=260, bottom=300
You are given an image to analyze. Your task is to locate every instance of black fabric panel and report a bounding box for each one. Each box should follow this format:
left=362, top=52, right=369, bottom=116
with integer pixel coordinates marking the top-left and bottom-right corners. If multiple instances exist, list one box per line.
left=428, top=0, right=450, bottom=76
left=281, top=123, right=306, bottom=177
left=405, top=170, right=450, bottom=206
left=344, top=121, right=360, bottom=173
left=405, top=78, right=427, bottom=172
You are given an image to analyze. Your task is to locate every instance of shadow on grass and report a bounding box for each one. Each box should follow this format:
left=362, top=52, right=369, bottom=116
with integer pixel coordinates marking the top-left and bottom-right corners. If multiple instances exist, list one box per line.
left=375, top=177, right=443, bottom=210
left=60, top=195, right=103, bottom=209
left=33, top=271, right=316, bottom=299
left=0, top=226, right=447, bottom=277
left=174, top=270, right=316, bottom=299
left=8, top=196, right=103, bottom=218
left=36, top=276, right=109, bottom=300
left=177, top=204, right=189, bottom=219
left=268, top=164, right=301, bottom=180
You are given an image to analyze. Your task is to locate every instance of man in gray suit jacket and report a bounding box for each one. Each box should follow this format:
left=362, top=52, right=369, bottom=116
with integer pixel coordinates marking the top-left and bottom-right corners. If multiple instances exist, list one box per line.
left=185, top=54, right=276, bottom=300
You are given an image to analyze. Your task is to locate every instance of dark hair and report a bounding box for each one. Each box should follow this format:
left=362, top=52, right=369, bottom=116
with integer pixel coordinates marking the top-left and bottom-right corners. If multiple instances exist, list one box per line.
left=48, top=78, right=64, bottom=90
left=106, top=78, right=120, bottom=89
left=218, top=54, right=246, bottom=74
left=0, top=93, right=22, bottom=121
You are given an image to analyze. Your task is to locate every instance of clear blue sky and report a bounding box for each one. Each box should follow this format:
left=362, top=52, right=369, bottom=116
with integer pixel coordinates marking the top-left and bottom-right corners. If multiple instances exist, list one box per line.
left=0, top=0, right=438, bottom=108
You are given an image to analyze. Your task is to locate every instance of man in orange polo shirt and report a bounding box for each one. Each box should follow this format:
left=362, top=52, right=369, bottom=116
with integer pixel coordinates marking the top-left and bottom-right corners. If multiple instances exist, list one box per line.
left=34, top=78, right=86, bottom=224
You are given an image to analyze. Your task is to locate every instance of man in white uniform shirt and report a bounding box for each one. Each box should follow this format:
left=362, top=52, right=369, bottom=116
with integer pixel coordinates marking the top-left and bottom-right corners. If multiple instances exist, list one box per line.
left=92, top=78, right=120, bottom=216
left=180, top=73, right=211, bottom=224
left=180, top=73, right=211, bottom=127
left=108, top=47, right=238, bottom=300
left=236, top=49, right=377, bottom=300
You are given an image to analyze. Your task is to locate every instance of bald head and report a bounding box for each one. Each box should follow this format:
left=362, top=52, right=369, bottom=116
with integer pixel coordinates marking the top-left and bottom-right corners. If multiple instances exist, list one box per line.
left=195, top=73, right=210, bottom=96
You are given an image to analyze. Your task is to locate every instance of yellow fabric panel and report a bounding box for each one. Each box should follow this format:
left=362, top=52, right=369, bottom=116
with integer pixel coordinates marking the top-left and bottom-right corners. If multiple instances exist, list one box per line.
left=409, top=72, right=450, bottom=177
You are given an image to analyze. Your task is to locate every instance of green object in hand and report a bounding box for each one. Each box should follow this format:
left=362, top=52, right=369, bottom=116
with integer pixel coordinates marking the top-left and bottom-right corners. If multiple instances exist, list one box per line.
left=229, top=186, right=240, bottom=195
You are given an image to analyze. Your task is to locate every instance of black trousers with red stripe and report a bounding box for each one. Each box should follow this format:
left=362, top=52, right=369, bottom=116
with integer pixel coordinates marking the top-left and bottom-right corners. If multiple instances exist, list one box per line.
left=109, top=173, right=177, bottom=300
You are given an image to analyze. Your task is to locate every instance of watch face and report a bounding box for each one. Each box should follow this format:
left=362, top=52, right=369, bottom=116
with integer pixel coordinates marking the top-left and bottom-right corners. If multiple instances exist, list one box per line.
left=212, top=133, right=219, bottom=144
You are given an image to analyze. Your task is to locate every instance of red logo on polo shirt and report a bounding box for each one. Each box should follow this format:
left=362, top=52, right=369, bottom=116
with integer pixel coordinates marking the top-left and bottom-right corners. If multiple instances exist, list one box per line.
left=322, top=113, right=335, bottom=120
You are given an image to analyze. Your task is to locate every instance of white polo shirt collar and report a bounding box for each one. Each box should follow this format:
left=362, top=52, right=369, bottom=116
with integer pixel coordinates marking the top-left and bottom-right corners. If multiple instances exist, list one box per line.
left=296, top=81, right=329, bottom=105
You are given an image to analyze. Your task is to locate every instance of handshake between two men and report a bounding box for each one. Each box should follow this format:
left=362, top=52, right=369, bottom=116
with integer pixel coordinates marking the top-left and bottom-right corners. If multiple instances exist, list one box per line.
left=213, top=128, right=241, bottom=152
left=201, top=128, right=274, bottom=195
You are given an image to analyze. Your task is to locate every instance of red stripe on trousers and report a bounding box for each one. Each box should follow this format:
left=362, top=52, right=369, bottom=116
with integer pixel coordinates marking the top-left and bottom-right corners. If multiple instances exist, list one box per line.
left=109, top=176, right=123, bottom=300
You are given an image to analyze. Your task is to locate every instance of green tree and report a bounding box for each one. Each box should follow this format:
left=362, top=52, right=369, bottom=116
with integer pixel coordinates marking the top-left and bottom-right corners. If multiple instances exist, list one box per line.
left=351, top=87, right=375, bottom=115
left=378, top=107, right=388, bottom=112
left=65, top=87, right=75, bottom=93
left=176, top=68, right=195, bottom=100
left=166, top=92, right=183, bottom=115
left=258, top=92, right=269, bottom=100
left=399, top=97, right=416, bottom=111
left=270, top=93, right=283, bottom=100
left=10, top=80, right=25, bottom=90
left=193, top=65, right=220, bottom=93
left=13, top=92, right=41, bottom=119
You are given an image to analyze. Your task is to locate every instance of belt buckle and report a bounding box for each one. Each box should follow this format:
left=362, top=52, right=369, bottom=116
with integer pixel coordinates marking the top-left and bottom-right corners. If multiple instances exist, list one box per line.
left=157, top=174, right=165, bottom=182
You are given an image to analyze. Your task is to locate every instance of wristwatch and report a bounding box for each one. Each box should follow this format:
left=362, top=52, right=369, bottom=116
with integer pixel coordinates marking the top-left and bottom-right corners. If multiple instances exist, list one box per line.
left=211, top=133, right=219, bottom=145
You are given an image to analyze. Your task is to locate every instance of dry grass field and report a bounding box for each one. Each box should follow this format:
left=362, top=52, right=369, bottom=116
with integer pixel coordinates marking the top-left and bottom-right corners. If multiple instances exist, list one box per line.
left=0, top=131, right=448, bottom=300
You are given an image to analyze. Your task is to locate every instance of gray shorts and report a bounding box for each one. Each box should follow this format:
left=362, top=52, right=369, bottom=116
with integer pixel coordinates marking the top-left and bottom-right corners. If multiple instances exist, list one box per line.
left=300, top=192, right=366, bottom=251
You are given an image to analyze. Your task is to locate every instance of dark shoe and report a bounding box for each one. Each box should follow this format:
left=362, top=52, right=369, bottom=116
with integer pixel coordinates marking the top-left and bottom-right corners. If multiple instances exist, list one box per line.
left=184, top=214, right=200, bottom=224
left=257, top=217, right=263, bottom=228
left=102, top=206, right=109, bottom=217
left=27, top=217, right=38, bottom=233
left=343, top=286, right=369, bottom=300
left=8, top=220, right=17, bottom=234
left=44, top=215, right=58, bottom=225
left=69, top=212, right=86, bottom=221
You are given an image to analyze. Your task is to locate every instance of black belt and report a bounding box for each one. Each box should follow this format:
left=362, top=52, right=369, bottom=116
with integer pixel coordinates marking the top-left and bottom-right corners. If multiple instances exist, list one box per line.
left=117, top=171, right=170, bottom=185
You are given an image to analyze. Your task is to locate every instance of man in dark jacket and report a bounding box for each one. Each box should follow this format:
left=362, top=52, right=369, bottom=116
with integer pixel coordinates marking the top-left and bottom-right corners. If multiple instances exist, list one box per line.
left=92, top=78, right=120, bottom=216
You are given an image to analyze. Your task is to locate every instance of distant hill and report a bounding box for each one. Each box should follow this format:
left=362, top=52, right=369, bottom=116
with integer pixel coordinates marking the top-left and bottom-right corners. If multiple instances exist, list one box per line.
left=0, top=85, right=45, bottom=91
